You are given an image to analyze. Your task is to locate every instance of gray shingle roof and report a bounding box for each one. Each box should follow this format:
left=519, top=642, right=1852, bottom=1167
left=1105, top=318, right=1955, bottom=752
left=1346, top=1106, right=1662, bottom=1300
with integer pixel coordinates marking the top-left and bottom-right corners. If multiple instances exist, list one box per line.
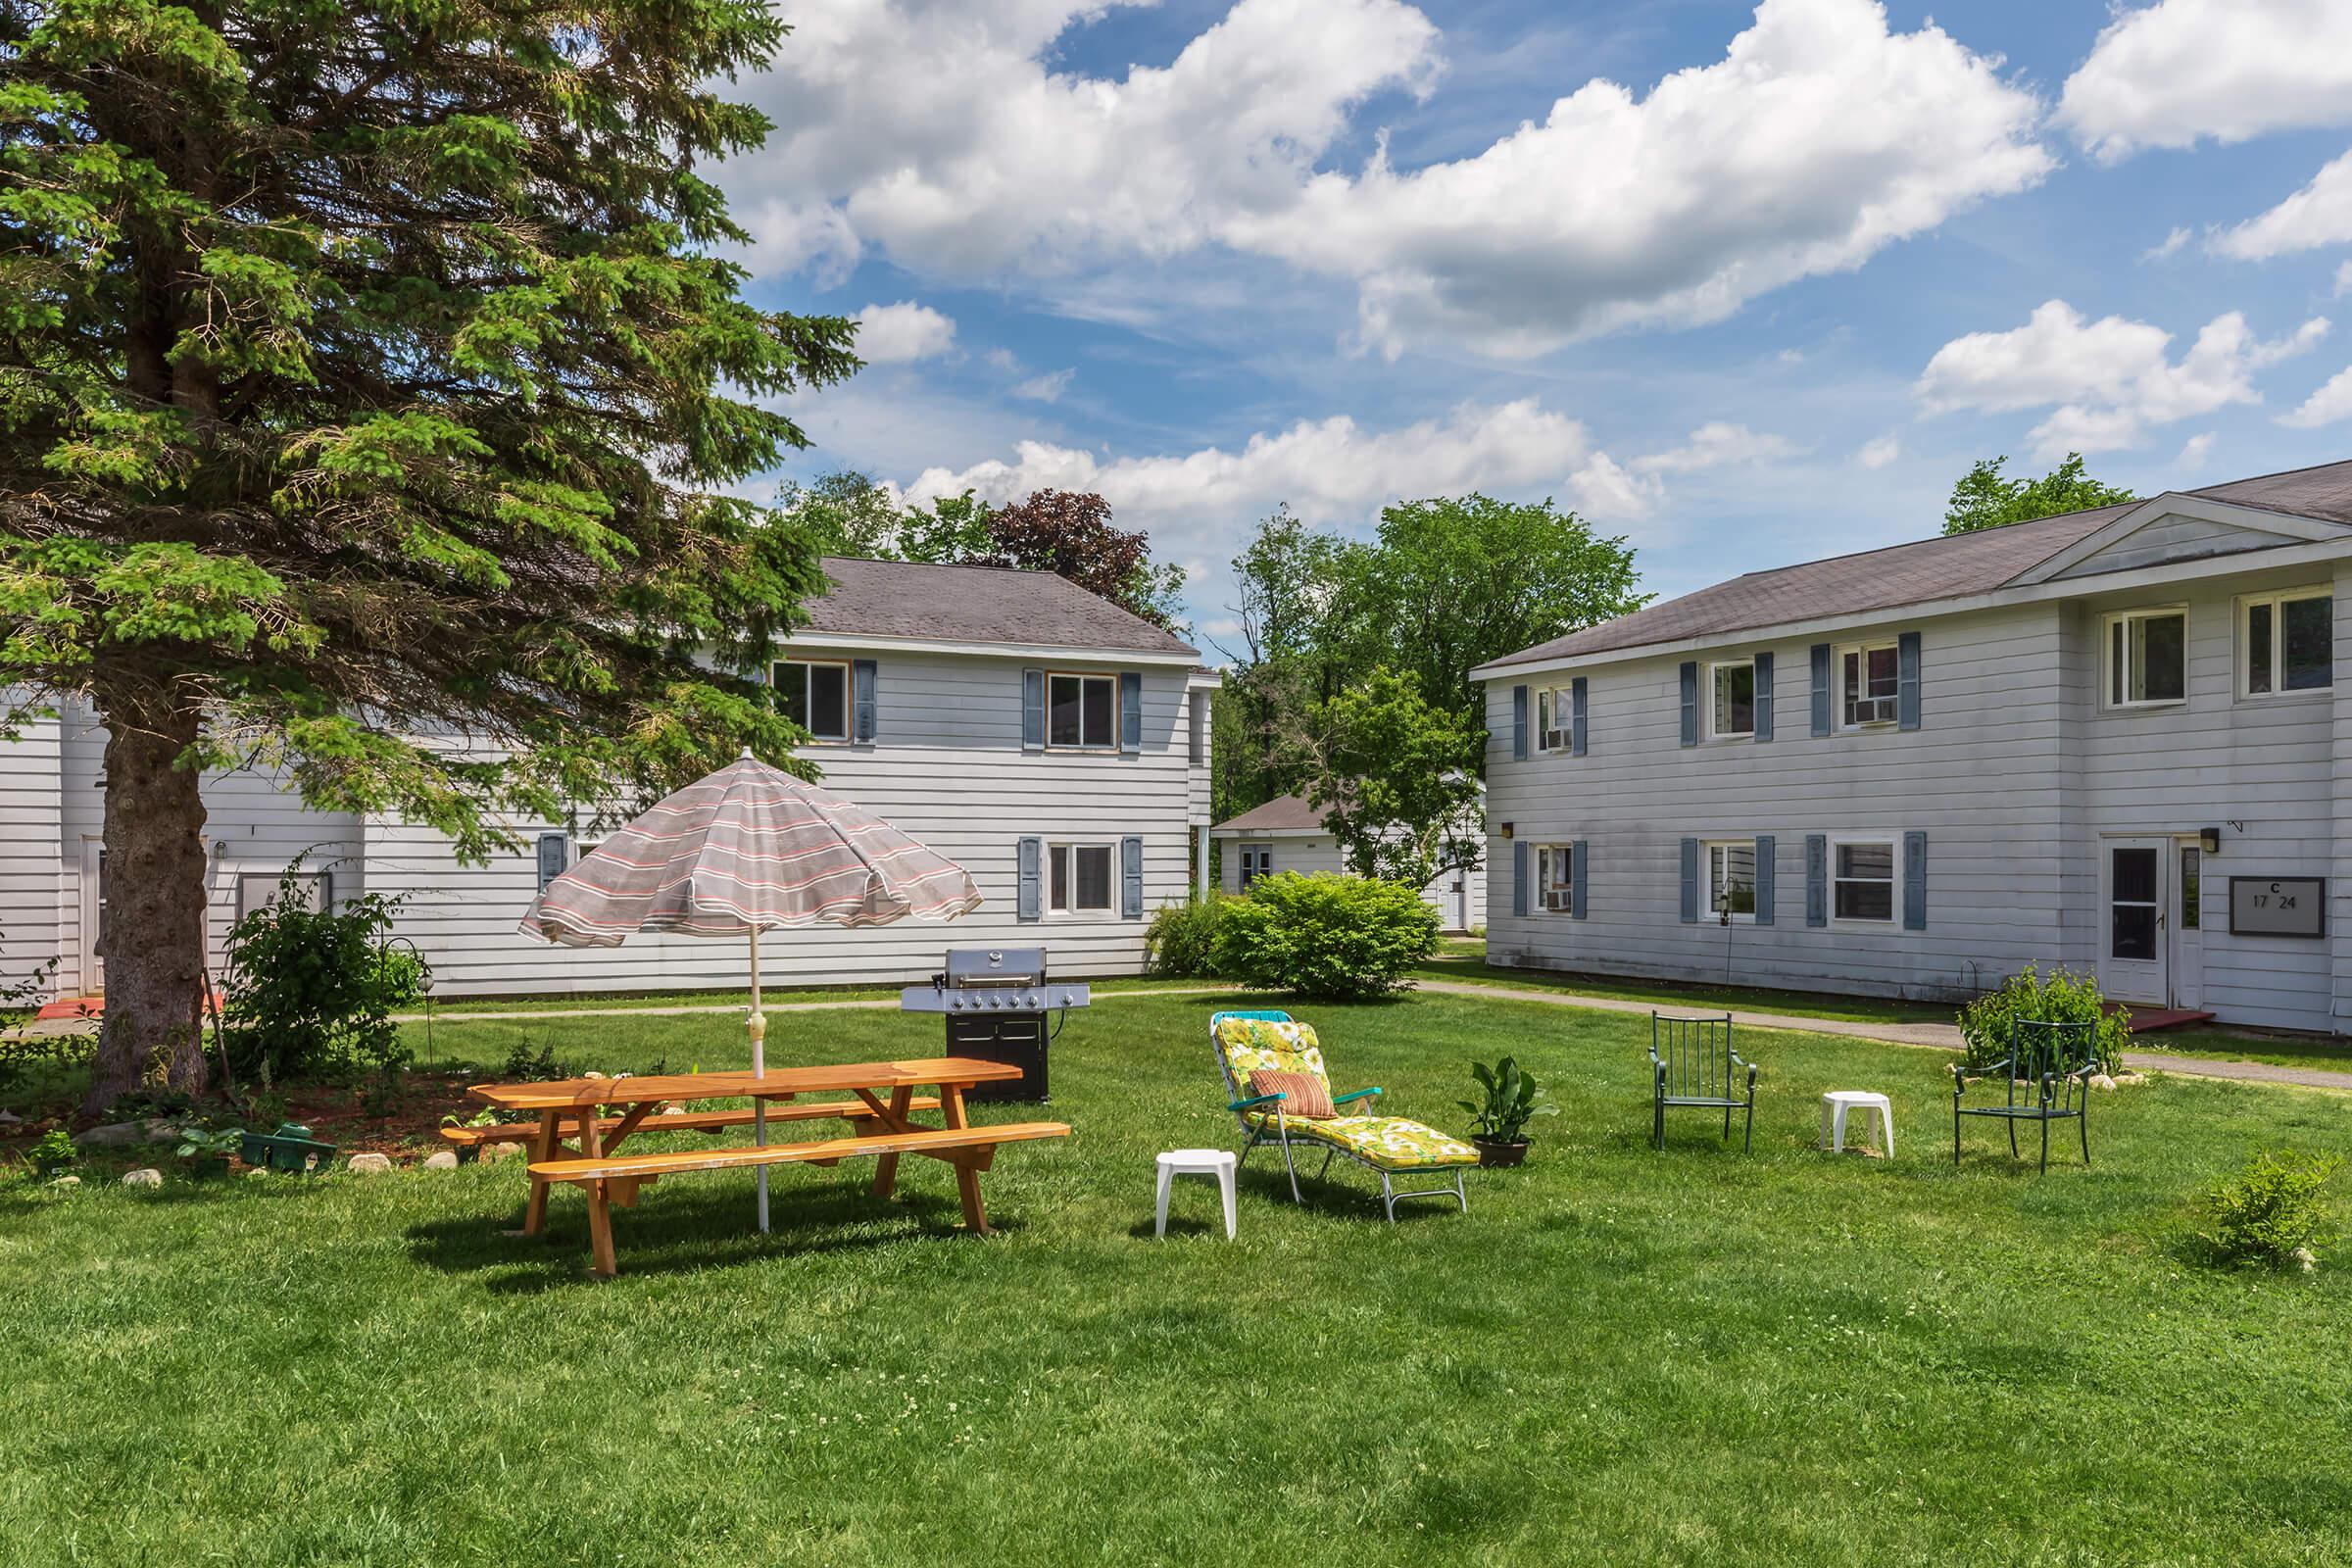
left=1485, top=459, right=2352, bottom=669
left=801, top=558, right=1198, bottom=658
left=1210, top=794, right=1327, bottom=833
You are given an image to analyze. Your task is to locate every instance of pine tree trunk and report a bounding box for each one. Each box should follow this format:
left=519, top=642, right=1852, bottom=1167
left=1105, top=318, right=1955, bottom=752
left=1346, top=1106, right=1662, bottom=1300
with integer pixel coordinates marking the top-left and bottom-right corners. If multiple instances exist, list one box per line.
left=81, top=705, right=211, bottom=1113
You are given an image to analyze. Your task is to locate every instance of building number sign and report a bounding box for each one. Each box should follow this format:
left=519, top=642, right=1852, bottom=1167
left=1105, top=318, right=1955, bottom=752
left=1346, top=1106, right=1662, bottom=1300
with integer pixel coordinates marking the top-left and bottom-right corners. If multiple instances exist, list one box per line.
left=2228, top=877, right=2327, bottom=939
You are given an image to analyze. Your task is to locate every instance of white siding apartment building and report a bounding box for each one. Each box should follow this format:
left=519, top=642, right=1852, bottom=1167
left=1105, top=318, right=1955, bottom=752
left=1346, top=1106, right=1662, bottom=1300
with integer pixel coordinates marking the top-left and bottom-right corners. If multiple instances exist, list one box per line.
left=0, top=559, right=1217, bottom=1000
left=1207, top=793, right=1486, bottom=933
left=1474, top=460, right=2352, bottom=1035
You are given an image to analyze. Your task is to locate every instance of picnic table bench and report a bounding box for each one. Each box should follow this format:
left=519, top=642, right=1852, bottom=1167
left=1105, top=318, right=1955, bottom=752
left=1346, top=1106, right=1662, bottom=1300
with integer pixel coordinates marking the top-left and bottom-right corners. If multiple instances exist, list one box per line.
left=467, top=1056, right=1068, bottom=1277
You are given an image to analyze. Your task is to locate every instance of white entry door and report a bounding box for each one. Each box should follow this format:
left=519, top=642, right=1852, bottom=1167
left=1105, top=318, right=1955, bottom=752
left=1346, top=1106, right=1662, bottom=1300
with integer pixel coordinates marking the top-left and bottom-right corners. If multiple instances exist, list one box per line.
left=78, top=836, right=104, bottom=995
left=2099, top=838, right=2168, bottom=1005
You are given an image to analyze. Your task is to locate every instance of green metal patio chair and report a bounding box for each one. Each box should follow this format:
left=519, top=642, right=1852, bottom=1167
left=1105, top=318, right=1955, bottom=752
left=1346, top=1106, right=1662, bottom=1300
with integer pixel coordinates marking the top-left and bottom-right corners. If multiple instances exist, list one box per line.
left=1650, top=1011, right=1755, bottom=1152
left=1209, top=1010, right=1479, bottom=1221
left=1952, top=1017, right=2093, bottom=1171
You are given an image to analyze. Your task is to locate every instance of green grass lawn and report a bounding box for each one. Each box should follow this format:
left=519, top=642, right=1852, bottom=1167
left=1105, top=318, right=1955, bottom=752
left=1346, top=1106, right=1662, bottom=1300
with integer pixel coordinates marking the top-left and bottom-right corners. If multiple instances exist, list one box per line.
left=2129, top=1025, right=2352, bottom=1079
left=4, top=990, right=2349, bottom=1565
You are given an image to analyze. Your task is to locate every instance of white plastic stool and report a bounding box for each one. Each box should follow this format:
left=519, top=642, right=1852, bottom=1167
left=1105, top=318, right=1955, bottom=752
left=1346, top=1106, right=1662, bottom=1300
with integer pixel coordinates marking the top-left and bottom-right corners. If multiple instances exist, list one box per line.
left=1155, top=1149, right=1238, bottom=1240
left=1819, top=1091, right=1894, bottom=1156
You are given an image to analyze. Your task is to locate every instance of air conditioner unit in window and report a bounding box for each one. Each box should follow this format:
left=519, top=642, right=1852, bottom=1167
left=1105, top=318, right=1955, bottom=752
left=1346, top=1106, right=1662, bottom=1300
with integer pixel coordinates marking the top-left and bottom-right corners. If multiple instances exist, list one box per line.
left=1850, top=696, right=1897, bottom=726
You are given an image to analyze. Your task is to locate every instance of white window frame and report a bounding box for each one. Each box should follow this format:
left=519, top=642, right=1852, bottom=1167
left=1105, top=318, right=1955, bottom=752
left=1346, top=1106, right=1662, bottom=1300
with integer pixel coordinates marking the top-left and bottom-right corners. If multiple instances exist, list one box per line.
left=771, top=658, right=852, bottom=742
left=1705, top=659, right=1756, bottom=741
left=1237, top=844, right=1273, bottom=891
left=1535, top=685, right=1575, bottom=754
left=1047, top=671, right=1118, bottom=752
left=1536, top=844, right=1576, bottom=913
left=1828, top=834, right=1900, bottom=927
left=2236, top=586, right=2334, bottom=701
left=2099, top=606, right=2188, bottom=710
left=1701, top=839, right=1757, bottom=922
left=1837, top=639, right=1901, bottom=729
left=1048, top=840, right=1116, bottom=915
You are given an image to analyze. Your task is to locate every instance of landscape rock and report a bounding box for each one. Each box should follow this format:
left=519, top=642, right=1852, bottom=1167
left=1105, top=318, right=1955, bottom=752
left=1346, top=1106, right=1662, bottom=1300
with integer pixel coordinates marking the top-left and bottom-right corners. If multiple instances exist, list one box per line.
left=583, top=1070, right=607, bottom=1080
left=48, top=1174, right=79, bottom=1188
left=74, top=1120, right=150, bottom=1149
left=481, top=1142, right=521, bottom=1163
left=2114, top=1072, right=2149, bottom=1086
left=422, top=1151, right=460, bottom=1170
left=346, top=1152, right=395, bottom=1175
left=0, top=1108, right=22, bottom=1127
left=121, top=1168, right=164, bottom=1188
left=2089, top=1073, right=2118, bottom=1091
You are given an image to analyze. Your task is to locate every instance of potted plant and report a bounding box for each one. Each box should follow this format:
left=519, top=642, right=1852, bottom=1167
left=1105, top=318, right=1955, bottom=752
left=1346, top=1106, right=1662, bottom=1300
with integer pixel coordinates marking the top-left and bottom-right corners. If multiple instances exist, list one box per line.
left=30, top=1128, right=76, bottom=1178
left=174, top=1124, right=245, bottom=1180
left=1460, top=1055, right=1556, bottom=1167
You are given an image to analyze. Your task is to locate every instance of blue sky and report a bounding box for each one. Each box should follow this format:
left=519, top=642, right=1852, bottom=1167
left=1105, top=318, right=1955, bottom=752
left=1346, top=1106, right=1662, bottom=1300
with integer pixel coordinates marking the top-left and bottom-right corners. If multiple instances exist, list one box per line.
left=717, top=0, right=2352, bottom=647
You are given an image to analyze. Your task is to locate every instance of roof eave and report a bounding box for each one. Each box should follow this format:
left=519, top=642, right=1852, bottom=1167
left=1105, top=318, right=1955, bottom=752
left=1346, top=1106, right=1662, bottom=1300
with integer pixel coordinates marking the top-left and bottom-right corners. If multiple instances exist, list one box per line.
left=782, top=628, right=1201, bottom=664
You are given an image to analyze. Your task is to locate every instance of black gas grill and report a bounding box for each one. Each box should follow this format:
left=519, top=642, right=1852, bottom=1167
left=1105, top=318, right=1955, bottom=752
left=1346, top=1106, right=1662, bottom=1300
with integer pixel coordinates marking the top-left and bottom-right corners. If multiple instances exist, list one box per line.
left=898, top=947, right=1091, bottom=1102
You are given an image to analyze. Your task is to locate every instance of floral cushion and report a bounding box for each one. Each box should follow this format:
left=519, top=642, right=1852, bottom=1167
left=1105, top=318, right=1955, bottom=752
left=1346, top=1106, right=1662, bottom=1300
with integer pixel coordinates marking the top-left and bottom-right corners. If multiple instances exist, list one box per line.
left=1241, top=1112, right=1481, bottom=1172
left=1214, top=1016, right=1329, bottom=1096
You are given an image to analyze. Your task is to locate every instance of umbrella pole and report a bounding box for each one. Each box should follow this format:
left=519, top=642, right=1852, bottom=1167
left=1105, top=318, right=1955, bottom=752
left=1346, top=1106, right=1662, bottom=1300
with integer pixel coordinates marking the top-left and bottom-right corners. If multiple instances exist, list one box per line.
left=750, top=926, right=769, bottom=1235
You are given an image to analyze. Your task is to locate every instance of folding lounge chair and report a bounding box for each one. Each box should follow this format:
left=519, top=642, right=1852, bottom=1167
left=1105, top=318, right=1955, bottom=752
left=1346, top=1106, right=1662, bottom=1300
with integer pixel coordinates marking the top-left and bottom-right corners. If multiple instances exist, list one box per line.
left=1209, top=1009, right=1478, bottom=1221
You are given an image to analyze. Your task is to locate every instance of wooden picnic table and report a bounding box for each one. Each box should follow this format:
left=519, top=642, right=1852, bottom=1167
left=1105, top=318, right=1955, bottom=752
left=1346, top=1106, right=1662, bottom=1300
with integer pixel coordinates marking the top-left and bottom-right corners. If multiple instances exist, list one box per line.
left=467, top=1056, right=1070, bottom=1277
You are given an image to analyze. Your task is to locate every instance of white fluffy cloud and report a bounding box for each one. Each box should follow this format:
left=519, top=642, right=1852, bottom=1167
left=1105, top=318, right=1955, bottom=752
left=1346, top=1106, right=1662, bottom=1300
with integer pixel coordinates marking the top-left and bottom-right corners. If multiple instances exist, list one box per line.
left=1856, top=434, right=1901, bottom=468
left=1631, top=422, right=1799, bottom=475
left=727, top=0, right=2049, bottom=356
left=903, top=400, right=1653, bottom=568
left=1916, top=299, right=2329, bottom=458
left=2281, top=368, right=2352, bottom=429
left=1232, top=0, right=2051, bottom=355
left=2058, top=0, right=2352, bottom=163
left=852, top=301, right=957, bottom=363
left=2212, top=148, right=2352, bottom=261
left=1010, top=368, right=1075, bottom=404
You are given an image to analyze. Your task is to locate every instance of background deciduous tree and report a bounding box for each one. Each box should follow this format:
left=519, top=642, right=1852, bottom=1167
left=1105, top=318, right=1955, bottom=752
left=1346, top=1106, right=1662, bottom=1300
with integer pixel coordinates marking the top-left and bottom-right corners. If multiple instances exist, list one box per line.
left=1286, top=669, right=1485, bottom=893
left=0, top=0, right=857, bottom=1108
left=983, top=489, right=1188, bottom=630
left=1943, top=453, right=2135, bottom=534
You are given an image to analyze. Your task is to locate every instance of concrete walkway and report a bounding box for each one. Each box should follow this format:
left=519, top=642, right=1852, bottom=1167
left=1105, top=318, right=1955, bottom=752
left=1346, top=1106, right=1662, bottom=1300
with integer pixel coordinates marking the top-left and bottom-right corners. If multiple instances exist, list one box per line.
left=391, top=983, right=1242, bottom=1025
left=1410, top=977, right=2352, bottom=1094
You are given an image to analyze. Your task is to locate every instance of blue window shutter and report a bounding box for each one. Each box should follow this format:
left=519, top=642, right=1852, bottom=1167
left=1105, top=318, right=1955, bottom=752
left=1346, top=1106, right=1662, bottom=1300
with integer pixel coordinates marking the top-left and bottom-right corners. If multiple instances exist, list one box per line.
left=852, top=659, right=878, bottom=743
left=1903, top=830, right=1928, bottom=930
left=1119, top=671, right=1144, bottom=754
left=1679, top=662, right=1698, bottom=748
left=1571, top=677, right=1588, bottom=757
left=536, top=833, right=569, bottom=892
left=1805, top=834, right=1828, bottom=927
left=1513, top=841, right=1529, bottom=917
left=1753, top=834, right=1775, bottom=925
left=1679, top=837, right=1698, bottom=923
left=1021, top=669, right=1046, bottom=751
left=1809, top=643, right=1832, bottom=736
left=1016, top=837, right=1041, bottom=921
left=1898, top=631, right=1922, bottom=731
left=1571, top=839, right=1588, bottom=919
left=1122, top=835, right=1145, bottom=918
left=1752, top=651, right=1774, bottom=742
left=1511, top=685, right=1529, bottom=760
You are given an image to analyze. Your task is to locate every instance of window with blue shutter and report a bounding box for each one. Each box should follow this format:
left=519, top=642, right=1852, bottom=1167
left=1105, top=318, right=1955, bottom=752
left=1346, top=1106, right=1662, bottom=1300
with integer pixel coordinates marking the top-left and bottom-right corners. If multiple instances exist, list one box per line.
left=1809, top=644, right=1832, bottom=736
left=852, top=659, right=878, bottom=743
left=1571, top=676, right=1588, bottom=757
left=1753, top=652, right=1774, bottom=742
left=1122, top=836, right=1145, bottom=917
left=1897, top=632, right=1922, bottom=731
left=1016, top=837, right=1042, bottom=921
left=1119, top=672, right=1144, bottom=754
left=1804, top=834, right=1828, bottom=927
left=1679, top=837, right=1699, bottom=922
left=1903, top=830, right=1928, bottom=930
left=1021, top=670, right=1046, bottom=751
left=1571, top=840, right=1588, bottom=919
left=1512, top=685, right=1529, bottom=760
left=536, top=832, right=569, bottom=892
left=1753, top=834, right=1776, bottom=925
left=1513, top=841, right=1530, bottom=917
left=1679, top=662, right=1698, bottom=748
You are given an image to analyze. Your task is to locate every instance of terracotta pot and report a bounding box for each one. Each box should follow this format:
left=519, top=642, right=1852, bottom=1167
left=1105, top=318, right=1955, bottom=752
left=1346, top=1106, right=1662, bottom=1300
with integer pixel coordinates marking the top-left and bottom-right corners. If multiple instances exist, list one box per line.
left=1472, top=1137, right=1528, bottom=1168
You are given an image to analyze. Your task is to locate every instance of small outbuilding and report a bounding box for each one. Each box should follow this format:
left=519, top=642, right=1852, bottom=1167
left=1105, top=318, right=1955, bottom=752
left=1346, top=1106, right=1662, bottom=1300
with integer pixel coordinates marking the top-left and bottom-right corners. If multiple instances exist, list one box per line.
left=1208, top=793, right=1485, bottom=933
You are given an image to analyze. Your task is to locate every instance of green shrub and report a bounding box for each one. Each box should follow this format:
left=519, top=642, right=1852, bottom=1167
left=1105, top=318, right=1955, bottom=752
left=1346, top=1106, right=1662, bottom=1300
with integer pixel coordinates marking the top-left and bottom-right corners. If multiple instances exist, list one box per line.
left=0, top=945, right=74, bottom=1097
left=217, top=868, right=428, bottom=1090
left=2198, top=1150, right=2340, bottom=1269
left=1955, top=962, right=2128, bottom=1075
left=1212, top=872, right=1440, bottom=1001
left=1144, top=893, right=1230, bottom=978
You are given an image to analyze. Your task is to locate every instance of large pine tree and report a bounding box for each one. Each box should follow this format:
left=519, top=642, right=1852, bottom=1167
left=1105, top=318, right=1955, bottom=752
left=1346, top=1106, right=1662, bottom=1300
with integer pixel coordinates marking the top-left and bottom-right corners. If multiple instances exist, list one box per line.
left=0, top=0, right=856, bottom=1107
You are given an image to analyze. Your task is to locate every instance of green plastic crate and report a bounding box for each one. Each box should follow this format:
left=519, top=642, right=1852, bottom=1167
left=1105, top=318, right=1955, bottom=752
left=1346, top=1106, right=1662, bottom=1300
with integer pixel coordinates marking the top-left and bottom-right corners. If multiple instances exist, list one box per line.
left=240, top=1122, right=335, bottom=1174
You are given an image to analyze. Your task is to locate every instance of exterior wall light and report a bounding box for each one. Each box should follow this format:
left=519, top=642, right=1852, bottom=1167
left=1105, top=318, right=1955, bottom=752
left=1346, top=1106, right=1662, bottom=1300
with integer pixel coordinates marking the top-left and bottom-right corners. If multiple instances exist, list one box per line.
left=2199, top=826, right=2222, bottom=855
left=1499, top=822, right=1515, bottom=840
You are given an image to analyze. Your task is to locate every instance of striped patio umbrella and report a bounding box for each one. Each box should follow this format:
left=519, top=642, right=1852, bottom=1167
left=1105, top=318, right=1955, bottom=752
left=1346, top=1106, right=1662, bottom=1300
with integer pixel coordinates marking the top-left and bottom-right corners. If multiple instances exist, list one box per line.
left=519, top=751, right=982, bottom=1230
